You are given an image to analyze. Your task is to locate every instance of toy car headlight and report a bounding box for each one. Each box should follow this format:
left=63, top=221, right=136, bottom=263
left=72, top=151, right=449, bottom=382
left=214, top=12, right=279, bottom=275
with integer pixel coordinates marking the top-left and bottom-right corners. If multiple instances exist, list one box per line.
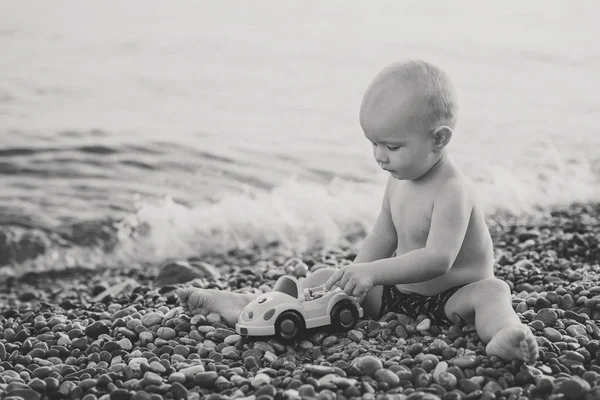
left=256, top=296, right=272, bottom=305
left=263, top=308, right=275, bottom=321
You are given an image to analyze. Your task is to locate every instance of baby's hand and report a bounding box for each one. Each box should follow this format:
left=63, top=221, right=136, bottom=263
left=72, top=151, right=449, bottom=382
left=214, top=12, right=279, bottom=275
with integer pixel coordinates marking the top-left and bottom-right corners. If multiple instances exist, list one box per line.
left=324, top=264, right=375, bottom=298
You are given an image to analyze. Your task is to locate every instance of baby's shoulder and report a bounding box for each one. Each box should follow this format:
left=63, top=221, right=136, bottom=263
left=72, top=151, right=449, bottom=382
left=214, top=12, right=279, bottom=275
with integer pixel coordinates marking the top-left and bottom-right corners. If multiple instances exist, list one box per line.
left=433, top=172, right=478, bottom=202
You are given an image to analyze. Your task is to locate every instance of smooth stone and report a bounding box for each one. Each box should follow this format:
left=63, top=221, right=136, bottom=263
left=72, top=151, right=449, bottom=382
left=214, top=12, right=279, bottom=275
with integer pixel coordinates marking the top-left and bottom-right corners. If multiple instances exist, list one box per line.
left=170, top=382, right=188, bottom=399
left=27, top=378, right=47, bottom=392
left=453, top=356, right=477, bottom=369
left=141, top=313, right=163, bottom=328
left=566, top=324, right=587, bottom=337
left=533, top=308, right=558, bottom=326
left=168, top=372, right=186, bottom=383
left=543, top=327, right=562, bottom=342
left=213, top=328, right=237, bottom=341
left=9, top=389, right=42, bottom=400
left=155, top=261, right=203, bottom=286
left=355, top=356, right=383, bottom=376
left=139, top=332, right=154, bottom=345
left=552, top=377, right=591, bottom=399
left=304, top=365, right=335, bottom=376
left=180, top=365, right=205, bottom=379
left=157, top=327, right=176, bottom=340
left=417, top=318, right=432, bottom=332
left=251, top=373, right=271, bottom=388
left=86, top=321, right=110, bottom=339
left=347, top=330, right=363, bottom=342
left=110, top=389, right=132, bottom=400
left=31, top=367, right=52, bottom=379
left=374, top=369, right=400, bottom=387
left=117, top=338, right=133, bottom=351
left=224, top=335, right=242, bottom=345
left=434, top=372, right=458, bottom=391
left=206, top=313, right=222, bottom=325
left=142, top=372, right=163, bottom=386
left=193, top=371, right=218, bottom=387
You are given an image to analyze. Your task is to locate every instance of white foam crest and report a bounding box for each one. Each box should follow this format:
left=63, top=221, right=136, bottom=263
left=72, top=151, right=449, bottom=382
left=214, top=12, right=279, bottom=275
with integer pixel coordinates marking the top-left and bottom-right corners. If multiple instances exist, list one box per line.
left=11, top=154, right=599, bottom=272
left=473, top=143, right=600, bottom=215
left=114, top=179, right=384, bottom=262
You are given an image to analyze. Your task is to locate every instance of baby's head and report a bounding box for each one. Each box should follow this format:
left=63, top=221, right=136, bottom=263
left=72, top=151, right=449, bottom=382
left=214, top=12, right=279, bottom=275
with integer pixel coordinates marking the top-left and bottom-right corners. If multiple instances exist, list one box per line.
left=359, top=60, right=459, bottom=180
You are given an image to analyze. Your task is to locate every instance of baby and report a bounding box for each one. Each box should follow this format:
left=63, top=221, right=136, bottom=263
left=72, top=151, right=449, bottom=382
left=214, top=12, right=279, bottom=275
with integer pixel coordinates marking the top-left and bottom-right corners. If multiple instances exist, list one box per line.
left=177, top=60, right=538, bottom=363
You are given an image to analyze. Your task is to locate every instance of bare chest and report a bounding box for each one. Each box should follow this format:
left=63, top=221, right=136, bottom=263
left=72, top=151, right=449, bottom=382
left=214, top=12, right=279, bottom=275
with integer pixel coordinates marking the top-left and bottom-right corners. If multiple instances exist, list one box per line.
left=388, top=183, right=434, bottom=248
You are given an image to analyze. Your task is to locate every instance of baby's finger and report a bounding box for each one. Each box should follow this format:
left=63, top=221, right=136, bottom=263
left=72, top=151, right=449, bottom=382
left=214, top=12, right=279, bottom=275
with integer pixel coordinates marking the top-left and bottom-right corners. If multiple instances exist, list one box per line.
left=352, top=286, right=363, bottom=298
left=337, top=272, right=350, bottom=291
left=343, top=281, right=356, bottom=296
left=324, top=270, right=343, bottom=290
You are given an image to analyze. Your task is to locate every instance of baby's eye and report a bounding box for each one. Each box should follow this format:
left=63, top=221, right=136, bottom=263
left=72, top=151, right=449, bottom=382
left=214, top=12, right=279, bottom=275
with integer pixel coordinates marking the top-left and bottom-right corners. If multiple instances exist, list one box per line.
left=387, top=145, right=401, bottom=151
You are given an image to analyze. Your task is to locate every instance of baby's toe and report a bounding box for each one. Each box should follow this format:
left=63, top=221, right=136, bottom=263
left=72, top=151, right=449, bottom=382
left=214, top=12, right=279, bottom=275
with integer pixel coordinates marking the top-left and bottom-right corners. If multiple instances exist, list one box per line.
left=523, top=332, right=539, bottom=363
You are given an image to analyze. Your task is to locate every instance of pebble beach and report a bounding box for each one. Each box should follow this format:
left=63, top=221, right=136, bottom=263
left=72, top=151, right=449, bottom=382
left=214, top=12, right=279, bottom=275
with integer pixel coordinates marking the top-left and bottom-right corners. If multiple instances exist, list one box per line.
left=1, top=203, right=599, bottom=400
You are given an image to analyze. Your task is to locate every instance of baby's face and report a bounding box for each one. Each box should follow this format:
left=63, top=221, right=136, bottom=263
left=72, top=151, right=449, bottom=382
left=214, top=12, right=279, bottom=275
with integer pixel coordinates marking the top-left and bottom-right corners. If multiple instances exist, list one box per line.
left=360, top=90, right=439, bottom=181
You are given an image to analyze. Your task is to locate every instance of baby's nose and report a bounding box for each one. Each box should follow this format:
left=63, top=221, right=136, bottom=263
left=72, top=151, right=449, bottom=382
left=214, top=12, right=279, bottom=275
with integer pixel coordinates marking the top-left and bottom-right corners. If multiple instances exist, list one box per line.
left=374, top=149, right=389, bottom=164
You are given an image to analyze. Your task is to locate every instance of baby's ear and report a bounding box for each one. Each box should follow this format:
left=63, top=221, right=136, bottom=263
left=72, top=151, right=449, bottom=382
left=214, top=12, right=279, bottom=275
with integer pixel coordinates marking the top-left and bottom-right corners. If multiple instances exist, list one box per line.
left=432, top=125, right=452, bottom=149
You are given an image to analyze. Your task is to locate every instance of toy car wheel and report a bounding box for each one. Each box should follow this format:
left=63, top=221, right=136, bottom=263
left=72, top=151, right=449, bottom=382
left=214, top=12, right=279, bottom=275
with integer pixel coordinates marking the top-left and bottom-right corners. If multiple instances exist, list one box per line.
left=331, top=300, right=359, bottom=331
left=275, top=311, right=304, bottom=341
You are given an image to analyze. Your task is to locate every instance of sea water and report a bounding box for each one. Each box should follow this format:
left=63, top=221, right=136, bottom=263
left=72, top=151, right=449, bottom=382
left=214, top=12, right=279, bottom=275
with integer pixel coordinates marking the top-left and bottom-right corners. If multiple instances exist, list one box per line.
left=1, top=0, right=599, bottom=270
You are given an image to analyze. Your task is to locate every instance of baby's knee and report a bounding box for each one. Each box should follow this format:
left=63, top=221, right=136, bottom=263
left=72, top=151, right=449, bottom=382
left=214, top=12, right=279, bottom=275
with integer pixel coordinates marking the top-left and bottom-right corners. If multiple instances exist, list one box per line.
left=476, top=278, right=511, bottom=296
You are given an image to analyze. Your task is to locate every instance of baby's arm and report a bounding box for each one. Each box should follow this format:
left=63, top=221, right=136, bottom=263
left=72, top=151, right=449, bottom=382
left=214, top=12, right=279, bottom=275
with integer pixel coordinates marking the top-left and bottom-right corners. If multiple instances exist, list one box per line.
left=367, top=178, right=473, bottom=285
left=354, top=177, right=397, bottom=264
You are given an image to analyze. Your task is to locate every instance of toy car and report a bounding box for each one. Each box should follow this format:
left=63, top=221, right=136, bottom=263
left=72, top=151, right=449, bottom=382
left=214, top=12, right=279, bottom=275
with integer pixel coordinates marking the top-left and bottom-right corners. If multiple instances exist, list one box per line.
left=235, top=275, right=364, bottom=341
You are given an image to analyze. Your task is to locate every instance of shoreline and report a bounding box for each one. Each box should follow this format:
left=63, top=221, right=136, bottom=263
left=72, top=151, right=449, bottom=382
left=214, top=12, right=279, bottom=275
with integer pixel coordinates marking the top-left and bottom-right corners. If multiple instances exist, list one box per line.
left=1, top=202, right=600, bottom=399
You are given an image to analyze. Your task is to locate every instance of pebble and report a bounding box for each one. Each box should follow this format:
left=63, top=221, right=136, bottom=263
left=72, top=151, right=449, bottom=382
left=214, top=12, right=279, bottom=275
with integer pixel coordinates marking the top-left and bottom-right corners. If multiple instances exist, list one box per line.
left=206, top=313, right=222, bottom=325
left=4, top=210, right=600, bottom=400
left=110, top=389, right=131, bottom=400
left=157, top=327, right=177, bottom=340
left=355, top=355, right=383, bottom=376
left=374, top=369, right=400, bottom=387
left=117, top=338, right=133, bottom=351
left=566, top=324, right=587, bottom=337
left=86, top=321, right=110, bottom=339
left=224, top=334, right=242, bottom=345
left=27, top=377, right=46, bottom=392
left=8, top=388, right=41, bottom=400
left=417, top=318, right=432, bottom=332
left=434, top=372, right=458, bottom=391
left=251, top=373, right=271, bottom=388
left=142, top=372, right=163, bottom=386
left=552, top=377, right=591, bottom=399
left=141, top=312, right=163, bottom=327
left=533, top=308, right=558, bottom=326
left=168, top=372, right=186, bottom=383
left=453, top=355, right=477, bottom=369
left=544, top=327, right=563, bottom=342
left=149, top=361, right=166, bottom=373
left=180, top=365, right=205, bottom=379
left=213, top=328, right=237, bottom=341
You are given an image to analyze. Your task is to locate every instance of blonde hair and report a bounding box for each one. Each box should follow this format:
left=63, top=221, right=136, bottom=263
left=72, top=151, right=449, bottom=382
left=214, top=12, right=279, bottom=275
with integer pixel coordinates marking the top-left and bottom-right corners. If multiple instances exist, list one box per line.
left=362, top=60, right=459, bottom=129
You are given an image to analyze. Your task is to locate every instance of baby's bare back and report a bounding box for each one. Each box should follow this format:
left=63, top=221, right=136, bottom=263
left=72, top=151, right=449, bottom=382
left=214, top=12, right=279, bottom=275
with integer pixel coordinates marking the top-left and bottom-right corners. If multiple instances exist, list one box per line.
left=388, top=166, right=494, bottom=296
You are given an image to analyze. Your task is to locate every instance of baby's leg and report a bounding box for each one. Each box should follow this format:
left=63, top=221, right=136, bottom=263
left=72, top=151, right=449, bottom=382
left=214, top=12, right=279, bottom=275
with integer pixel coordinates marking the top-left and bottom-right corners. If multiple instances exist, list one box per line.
left=177, top=288, right=257, bottom=327
left=444, top=278, right=539, bottom=363
left=177, top=270, right=341, bottom=327
left=178, top=267, right=384, bottom=327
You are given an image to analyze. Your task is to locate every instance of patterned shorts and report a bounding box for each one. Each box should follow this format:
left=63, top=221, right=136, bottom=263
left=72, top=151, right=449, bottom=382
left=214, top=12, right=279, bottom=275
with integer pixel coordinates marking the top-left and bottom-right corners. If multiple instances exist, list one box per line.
left=378, top=285, right=465, bottom=326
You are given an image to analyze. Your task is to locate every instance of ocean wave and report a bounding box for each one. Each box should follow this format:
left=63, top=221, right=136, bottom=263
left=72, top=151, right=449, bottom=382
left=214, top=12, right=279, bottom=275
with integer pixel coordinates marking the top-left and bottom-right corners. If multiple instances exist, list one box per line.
left=1, top=155, right=599, bottom=273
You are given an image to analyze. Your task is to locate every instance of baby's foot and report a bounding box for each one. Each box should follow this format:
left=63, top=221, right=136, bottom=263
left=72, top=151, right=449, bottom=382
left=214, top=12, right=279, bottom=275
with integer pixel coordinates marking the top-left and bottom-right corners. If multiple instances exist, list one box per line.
left=176, top=288, right=256, bottom=327
left=486, top=325, right=539, bottom=363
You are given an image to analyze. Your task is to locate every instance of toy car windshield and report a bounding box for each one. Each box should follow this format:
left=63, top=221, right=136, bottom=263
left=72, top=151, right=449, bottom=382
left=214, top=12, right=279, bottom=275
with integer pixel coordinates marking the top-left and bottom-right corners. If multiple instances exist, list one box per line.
left=272, top=275, right=300, bottom=299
